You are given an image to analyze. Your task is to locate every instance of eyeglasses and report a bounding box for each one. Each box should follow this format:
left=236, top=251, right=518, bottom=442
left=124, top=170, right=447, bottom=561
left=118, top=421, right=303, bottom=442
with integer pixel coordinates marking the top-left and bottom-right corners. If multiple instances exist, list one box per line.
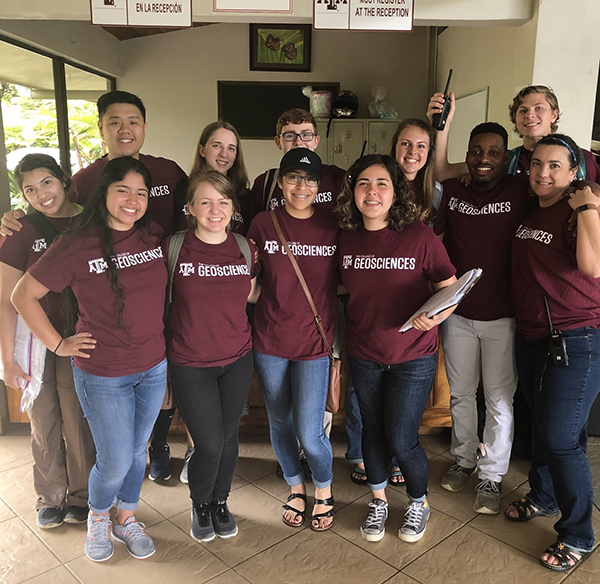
left=279, top=131, right=316, bottom=142
left=283, top=173, right=319, bottom=187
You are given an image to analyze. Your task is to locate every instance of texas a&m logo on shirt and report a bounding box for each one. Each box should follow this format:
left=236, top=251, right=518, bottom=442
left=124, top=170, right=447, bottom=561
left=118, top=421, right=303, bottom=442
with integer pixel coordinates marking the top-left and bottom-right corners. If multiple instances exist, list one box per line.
left=32, top=239, right=47, bottom=253
left=179, top=263, right=195, bottom=276
left=342, top=255, right=353, bottom=269
left=264, top=241, right=280, bottom=254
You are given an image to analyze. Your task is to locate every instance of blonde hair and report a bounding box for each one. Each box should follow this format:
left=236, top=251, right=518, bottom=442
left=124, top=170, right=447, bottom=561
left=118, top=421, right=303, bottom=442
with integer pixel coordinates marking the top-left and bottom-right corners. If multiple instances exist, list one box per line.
left=186, top=171, right=238, bottom=230
left=508, top=85, right=560, bottom=136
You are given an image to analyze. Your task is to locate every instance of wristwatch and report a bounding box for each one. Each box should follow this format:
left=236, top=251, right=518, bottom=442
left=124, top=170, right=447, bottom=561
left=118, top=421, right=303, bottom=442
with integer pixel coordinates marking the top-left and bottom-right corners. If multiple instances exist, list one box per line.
left=576, top=203, right=597, bottom=213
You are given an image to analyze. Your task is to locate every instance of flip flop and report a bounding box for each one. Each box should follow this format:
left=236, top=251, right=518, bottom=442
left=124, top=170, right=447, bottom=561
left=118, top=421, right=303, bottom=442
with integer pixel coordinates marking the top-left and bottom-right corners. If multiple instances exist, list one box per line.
left=389, top=468, right=405, bottom=487
left=350, top=464, right=367, bottom=485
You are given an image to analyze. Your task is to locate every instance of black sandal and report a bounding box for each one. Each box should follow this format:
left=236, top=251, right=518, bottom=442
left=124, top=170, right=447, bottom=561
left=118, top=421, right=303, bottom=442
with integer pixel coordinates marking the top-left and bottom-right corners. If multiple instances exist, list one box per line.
left=282, top=493, right=307, bottom=528
left=350, top=464, right=367, bottom=485
left=540, top=542, right=590, bottom=572
left=310, top=495, right=335, bottom=532
left=504, top=498, right=558, bottom=522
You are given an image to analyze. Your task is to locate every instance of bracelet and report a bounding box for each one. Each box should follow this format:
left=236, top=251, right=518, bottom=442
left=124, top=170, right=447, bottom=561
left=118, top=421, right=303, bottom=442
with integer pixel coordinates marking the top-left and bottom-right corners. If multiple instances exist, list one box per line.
left=576, top=203, right=597, bottom=213
left=54, top=338, right=64, bottom=354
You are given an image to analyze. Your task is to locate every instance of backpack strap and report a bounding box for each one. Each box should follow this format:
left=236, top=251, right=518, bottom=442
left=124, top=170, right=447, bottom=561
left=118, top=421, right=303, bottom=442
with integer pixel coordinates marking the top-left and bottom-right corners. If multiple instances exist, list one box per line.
left=576, top=148, right=587, bottom=180
left=232, top=232, right=252, bottom=273
left=504, top=146, right=521, bottom=176
left=26, top=211, right=60, bottom=246
left=263, top=168, right=279, bottom=211
left=166, top=230, right=187, bottom=306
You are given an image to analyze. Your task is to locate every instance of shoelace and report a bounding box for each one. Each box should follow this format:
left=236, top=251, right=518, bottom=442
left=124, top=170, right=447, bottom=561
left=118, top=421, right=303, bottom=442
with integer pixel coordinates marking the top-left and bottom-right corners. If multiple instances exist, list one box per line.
left=214, top=501, right=230, bottom=522
left=476, top=479, right=501, bottom=494
left=403, top=502, right=425, bottom=530
left=364, top=501, right=387, bottom=529
left=448, top=463, right=470, bottom=474
left=120, top=519, right=148, bottom=542
left=88, top=515, right=111, bottom=543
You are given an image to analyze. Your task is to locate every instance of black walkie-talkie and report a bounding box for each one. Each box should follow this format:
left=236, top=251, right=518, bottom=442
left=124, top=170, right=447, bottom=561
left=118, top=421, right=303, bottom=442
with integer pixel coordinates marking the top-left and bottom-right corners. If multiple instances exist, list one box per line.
left=432, top=69, right=453, bottom=131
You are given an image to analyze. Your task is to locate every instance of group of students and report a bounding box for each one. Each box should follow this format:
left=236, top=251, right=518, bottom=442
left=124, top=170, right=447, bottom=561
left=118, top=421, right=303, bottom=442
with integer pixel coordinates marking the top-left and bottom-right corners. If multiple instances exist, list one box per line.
left=1, top=84, right=599, bottom=573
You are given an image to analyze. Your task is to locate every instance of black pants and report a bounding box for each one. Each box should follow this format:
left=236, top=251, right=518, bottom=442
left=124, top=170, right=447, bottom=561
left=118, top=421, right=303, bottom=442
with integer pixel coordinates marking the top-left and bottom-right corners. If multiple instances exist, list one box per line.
left=170, top=350, right=253, bottom=505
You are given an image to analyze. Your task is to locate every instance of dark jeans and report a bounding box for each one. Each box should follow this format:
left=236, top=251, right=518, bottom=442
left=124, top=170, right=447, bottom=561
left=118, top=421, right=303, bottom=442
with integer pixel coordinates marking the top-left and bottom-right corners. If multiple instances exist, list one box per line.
left=348, top=353, right=436, bottom=500
left=170, top=351, right=253, bottom=506
left=516, top=327, right=600, bottom=552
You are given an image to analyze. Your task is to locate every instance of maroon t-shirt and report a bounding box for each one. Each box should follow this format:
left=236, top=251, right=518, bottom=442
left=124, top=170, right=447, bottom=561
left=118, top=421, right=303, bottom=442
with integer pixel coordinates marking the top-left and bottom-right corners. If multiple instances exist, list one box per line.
left=28, top=226, right=167, bottom=377
left=435, top=174, right=534, bottom=320
left=0, top=215, right=77, bottom=330
left=72, top=153, right=187, bottom=234
left=514, top=146, right=600, bottom=182
left=250, top=164, right=345, bottom=218
left=165, top=230, right=255, bottom=367
left=339, top=223, right=455, bottom=364
left=247, top=206, right=338, bottom=360
left=512, top=197, right=600, bottom=339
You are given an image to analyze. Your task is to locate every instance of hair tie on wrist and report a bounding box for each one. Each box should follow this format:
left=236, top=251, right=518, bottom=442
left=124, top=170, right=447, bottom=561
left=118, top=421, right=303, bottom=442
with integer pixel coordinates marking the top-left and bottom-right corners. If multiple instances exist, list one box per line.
left=54, top=338, right=64, bottom=354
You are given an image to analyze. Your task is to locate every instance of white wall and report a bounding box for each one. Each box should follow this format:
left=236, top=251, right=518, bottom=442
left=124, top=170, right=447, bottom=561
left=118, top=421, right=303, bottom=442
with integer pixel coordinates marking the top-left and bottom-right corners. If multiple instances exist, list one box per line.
left=119, top=23, right=431, bottom=181
left=0, top=19, right=124, bottom=78
left=437, top=18, right=538, bottom=152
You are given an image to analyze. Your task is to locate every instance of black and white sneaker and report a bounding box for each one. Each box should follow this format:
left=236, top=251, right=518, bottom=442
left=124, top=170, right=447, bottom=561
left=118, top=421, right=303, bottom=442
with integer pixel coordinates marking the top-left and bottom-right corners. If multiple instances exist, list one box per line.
left=399, top=499, right=430, bottom=542
left=191, top=504, right=215, bottom=542
left=360, top=498, right=388, bottom=542
left=212, top=500, right=238, bottom=539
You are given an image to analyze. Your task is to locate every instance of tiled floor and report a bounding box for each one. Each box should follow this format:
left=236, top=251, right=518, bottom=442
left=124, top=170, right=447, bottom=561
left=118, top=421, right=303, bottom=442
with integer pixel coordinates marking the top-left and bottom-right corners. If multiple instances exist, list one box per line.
left=1, top=424, right=599, bottom=584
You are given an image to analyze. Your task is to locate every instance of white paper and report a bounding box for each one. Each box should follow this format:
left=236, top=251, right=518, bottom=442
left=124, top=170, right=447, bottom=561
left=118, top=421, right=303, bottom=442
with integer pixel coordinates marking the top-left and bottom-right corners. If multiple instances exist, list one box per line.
left=399, top=268, right=484, bottom=333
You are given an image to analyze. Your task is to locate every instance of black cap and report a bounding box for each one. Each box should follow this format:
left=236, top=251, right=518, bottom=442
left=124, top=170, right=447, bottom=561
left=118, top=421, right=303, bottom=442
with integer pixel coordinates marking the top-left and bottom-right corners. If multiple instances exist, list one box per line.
left=279, top=148, right=322, bottom=181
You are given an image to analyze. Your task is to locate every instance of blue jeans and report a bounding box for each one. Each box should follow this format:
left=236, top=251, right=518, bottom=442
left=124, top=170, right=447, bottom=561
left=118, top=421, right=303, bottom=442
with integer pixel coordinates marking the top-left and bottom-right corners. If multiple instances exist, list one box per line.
left=348, top=353, right=436, bottom=500
left=253, top=351, right=333, bottom=489
left=72, top=358, right=167, bottom=514
left=516, top=328, right=600, bottom=552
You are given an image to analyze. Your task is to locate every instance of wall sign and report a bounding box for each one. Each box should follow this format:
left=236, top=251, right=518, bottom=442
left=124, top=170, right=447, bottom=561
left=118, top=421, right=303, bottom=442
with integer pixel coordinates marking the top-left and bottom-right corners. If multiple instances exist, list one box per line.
left=90, top=0, right=192, bottom=27
left=214, top=0, right=292, bottom=12
left=314, top=0, right=413, bottom=32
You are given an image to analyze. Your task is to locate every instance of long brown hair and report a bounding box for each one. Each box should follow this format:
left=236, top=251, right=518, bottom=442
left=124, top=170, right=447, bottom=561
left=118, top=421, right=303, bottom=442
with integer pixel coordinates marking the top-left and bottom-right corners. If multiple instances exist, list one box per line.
left=390, top=118, right=437, bottom=224
left=190, top=121, right=249, bottom=196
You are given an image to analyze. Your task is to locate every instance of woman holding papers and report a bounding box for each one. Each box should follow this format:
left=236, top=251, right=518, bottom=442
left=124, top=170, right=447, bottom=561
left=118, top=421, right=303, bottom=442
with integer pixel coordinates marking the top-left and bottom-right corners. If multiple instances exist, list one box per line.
left=507, top=134, right=600, bottom=572
left=336, top=154, right=457, bottom=544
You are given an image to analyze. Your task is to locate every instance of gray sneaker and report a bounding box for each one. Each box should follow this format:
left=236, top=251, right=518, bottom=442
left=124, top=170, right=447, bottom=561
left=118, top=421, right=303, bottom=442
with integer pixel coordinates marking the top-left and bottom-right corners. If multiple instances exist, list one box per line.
left=441, top=463, right=477, bottom=492
left=37, top=507, right=63, bottom=529
left=399, top=499, right=430, bottom=542
left=85, top=514, right=113, bottom=562
left=360, top=498, right=388, bottom=542
left=212, top=500, right=238, bottom=539
left=191, top=504, right=216, bottom=542
left=112, top=517, right=156, bottom=559
left=180, top=447, right=195, bottom=484
left=473, top=479, right=502, bottom=514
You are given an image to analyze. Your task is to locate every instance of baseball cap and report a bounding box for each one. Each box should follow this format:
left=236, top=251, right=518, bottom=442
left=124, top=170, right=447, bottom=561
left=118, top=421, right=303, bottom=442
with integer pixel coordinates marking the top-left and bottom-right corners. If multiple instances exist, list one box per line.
left=278, top=148, right=322, bottom=181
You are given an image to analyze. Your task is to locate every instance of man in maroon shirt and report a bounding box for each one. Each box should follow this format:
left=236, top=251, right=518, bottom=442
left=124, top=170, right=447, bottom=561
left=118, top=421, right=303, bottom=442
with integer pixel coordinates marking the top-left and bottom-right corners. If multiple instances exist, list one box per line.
left=1, top=91, right=187, bottom=483
left=434, top=122, right=532, bottom=515
left=249, top=108, right=345, bottom=218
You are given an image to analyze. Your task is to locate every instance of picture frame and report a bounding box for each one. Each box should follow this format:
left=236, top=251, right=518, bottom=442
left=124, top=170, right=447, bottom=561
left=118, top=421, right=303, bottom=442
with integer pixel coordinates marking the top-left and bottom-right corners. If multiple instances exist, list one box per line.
left=249, top=23, right=312, bottom=72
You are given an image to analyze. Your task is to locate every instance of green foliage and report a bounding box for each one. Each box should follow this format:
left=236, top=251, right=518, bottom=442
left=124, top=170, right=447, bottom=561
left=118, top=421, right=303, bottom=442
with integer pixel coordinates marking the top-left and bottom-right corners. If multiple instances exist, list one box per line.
left=2, top=83, right=102, bottom=209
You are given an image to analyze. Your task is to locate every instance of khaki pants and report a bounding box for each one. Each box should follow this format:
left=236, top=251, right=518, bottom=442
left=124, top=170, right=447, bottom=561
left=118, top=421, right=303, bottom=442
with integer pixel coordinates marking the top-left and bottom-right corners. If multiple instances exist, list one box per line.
left=27, top=353, right=96, bottom=510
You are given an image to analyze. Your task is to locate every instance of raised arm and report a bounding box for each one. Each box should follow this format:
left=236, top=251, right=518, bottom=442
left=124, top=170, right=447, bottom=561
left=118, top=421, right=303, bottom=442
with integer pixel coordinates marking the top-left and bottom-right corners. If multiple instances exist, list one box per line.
left=568, top=186, right=600, bottom=278
left=11, top=273, right=96, bottom=357
left=427, top=93, right=468, bottom=182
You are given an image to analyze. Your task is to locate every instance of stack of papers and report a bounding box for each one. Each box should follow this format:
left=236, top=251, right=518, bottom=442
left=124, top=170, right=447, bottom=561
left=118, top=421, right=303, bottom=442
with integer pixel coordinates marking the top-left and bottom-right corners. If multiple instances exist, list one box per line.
left=399, top=268, right=483, bottom=333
